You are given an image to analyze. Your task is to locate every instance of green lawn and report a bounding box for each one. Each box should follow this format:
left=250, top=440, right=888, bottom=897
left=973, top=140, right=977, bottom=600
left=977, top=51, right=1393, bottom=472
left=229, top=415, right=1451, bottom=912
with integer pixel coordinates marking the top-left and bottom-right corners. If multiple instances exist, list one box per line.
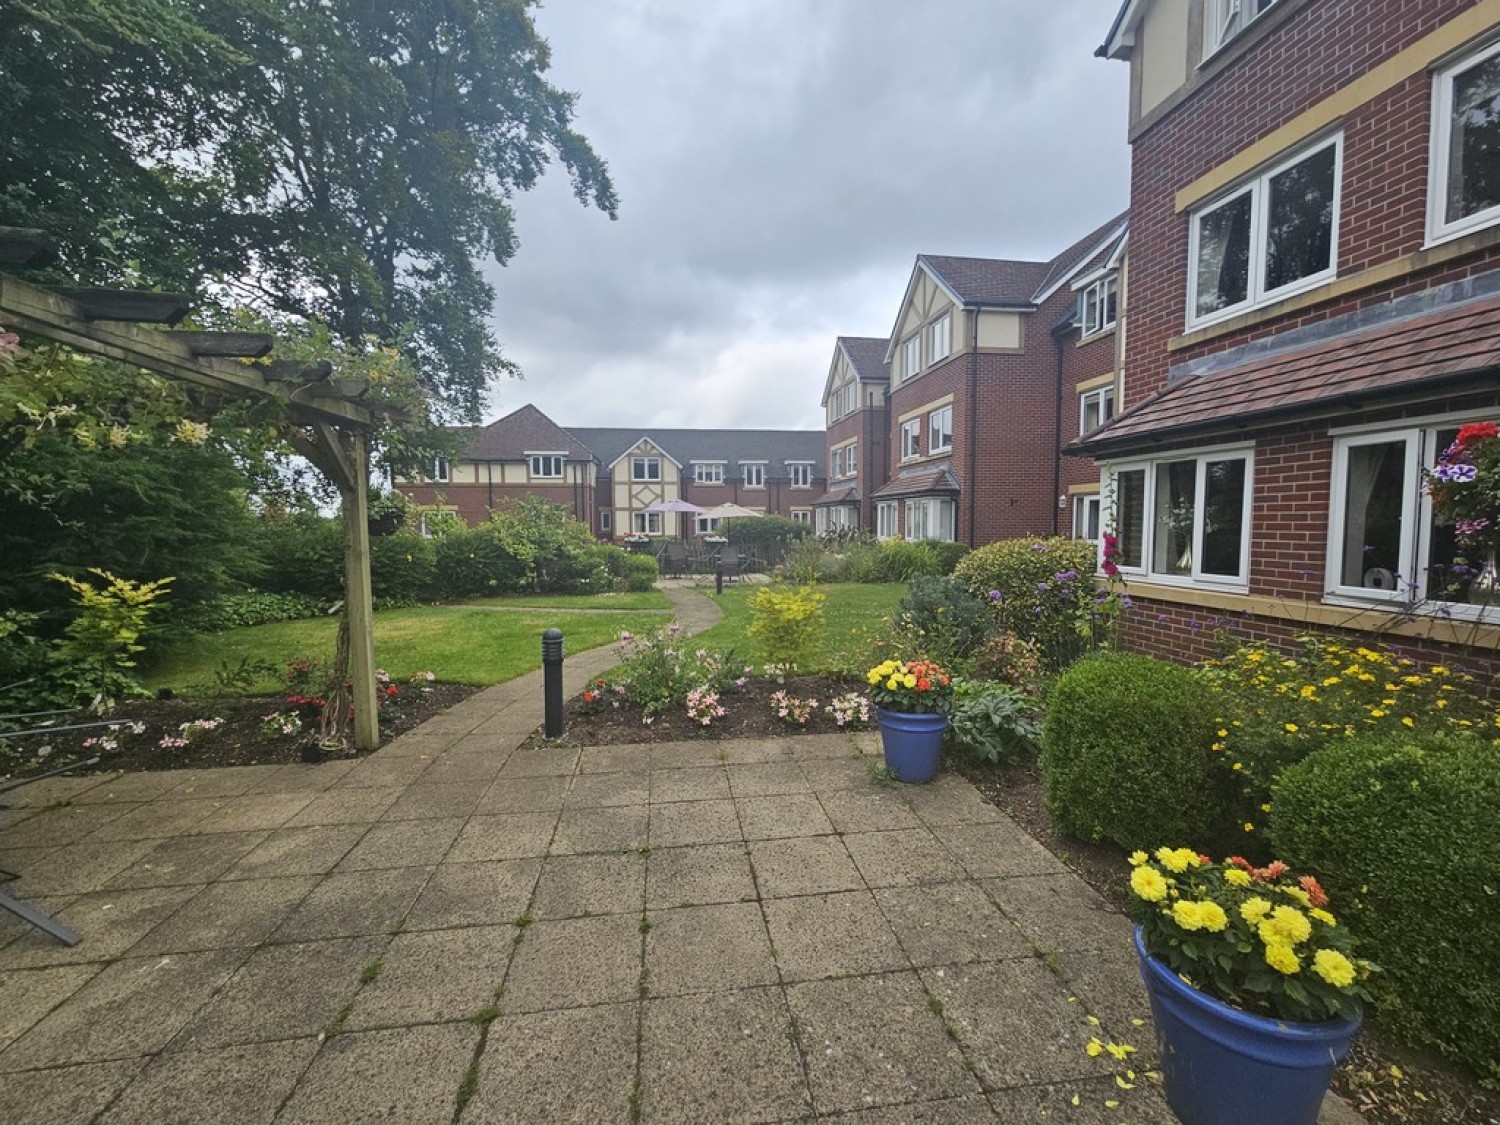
left=693, top=582, right=905, bottom=675
left=145, top=606, right=671, bottom=693
left=465, top=590, right=672, bottom=611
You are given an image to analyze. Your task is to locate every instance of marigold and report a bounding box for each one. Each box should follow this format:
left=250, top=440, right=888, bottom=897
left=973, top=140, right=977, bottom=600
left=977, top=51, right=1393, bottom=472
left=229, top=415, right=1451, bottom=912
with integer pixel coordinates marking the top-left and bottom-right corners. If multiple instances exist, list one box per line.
left=1264, top=943, right=1301, bottom=975
left=1312, top=949, right=1356, bottom=988
left=1130, top=865, right=1169, bottom=903
left=1155, top=847, right=1199, bottom=874
left=1127, top=850, right=1149, bottom=867
left=1258, top=905, right=1312, bottom=946
left=1310, top=908, right=1337, bottom=927
left=1224, top=868, right=1252, bottom=888
left=1299, top=875, right=1329, bottom=908
left=1240, top=897, right=1272, bottom=924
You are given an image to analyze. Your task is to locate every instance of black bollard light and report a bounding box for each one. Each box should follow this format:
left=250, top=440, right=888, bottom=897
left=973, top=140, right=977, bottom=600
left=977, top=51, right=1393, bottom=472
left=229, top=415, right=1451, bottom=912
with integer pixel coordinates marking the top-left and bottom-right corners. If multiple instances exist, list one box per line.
left=542, top=628, right=564, bottom=739
left=715, top=562, right=724, bottom=595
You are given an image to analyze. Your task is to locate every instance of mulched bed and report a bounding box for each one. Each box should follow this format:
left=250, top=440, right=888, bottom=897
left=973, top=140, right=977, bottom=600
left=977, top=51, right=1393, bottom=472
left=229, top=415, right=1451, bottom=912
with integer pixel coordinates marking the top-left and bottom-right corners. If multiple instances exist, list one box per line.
left=0, top=683, right=481, bottom=781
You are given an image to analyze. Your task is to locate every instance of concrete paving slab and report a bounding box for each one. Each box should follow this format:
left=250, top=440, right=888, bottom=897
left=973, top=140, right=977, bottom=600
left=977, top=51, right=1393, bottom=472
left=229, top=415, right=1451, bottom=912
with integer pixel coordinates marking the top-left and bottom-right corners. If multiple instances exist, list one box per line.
left=843, top=829, right=968, bottom=889
left=224, top=825, right=369, bottom=880
left=402, top=750, right=506, bottom=785
left=502, top=913, right=642, bottom=1012
left=787, top=733, right=866, bottom=760
left=896, top=777, right=1006, bottom=827
left=984, top=1077, right=1179, bottom=1123
left=646, top=843, right=757, bottom=909
left=377, top=732, right=459, bottom=759
left=735, top=793, right=835, bottom=840
left=648, top=766, right=731, bottom=803
left=6, top=836, right=159, bottom=896
left=169, top=936, right=388, bottom=1050
left=531, top=852, right=645, bottom=918
left=648, top=798, right=741, bottom=847
left=284, top=786, right=402, bottom=827
left=0, top=885, right=201, bottom=968
left=186, top=793, right=317, bottom=835
left=765, top=891, right=909, bottom=982
left=271, top=866, right=431, bottom=941
left=0, top=949, right=248, bottom=1071
left=873, top=883, right=1031, bottom=967
left=130, top=876, right=319, bottom=955
left=0, top=775, right=112, bottom=808
left=165, top=765, right=282, bottom=800
left=465, top=1002, right=637, bottom=1125
left=819, top=1097, right=1001, bottom=1123
left=404, top=859, right=540, bottom=931
left=642, top=987, right=813, bottom=1123
left=919, top=959, right=1116, bottom=1090
left=0, top=802, right=143, bottom=849
left=726, top=762, right=811, bottom=798
left=0, top=1058, right=146, bottom=1125
left=497, top=745, right=579, bottom=778
left=97, top=1037, right=319, bottom=1125
left=104, top=830, right=269, bottom=889
left=70, top=770, right=183, bottom=804
left=334, top=816, right=463, bottom=871
left=818, top=787, right=926, bottom=834
left=439, top=733, right=520, bottom=757
left=0, top=963, right=103, bottom=1049
left=786, top=971, right=982, bottom=1115
left=474, top=774, right=570, bottom=815
left=448, top=813, right=557, bottom=863
left=748, top=836, right=865, bottom=899
left=245, top=760, right=358, bottom=795
left=577, top=744, right=654, bottom=774
left=565, top=770, right=650, bottom=808
left=982, top=874, right=1132, bottom=955
left=716, top=738, right=795, bottom=765
left=331, top=755, right=433, bottom=789
left=550, top=805, right=648, bottom=855
left=1051, top=946, right=1159, bottom=1061
left=647, top=740, right=723, bottom=770
left=381, top=781, right=486, bottom=821
left=274, top=1022, right=479, bottom=1125
left=799, top=757, right=884, bottom=792
left=934, top=821, right=1068, bottom=880
left=345, top=926, right=512, bottom=1029
left=645, top=902, right=777, bottom=997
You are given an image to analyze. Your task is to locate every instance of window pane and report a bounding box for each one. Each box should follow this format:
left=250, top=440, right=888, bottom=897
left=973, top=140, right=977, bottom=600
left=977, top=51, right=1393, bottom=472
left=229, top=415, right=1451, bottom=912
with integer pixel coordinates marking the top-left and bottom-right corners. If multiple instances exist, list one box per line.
left=1265, top=144, right=1336, bottom=292
left=1195, top=193, right=1252, bottom=317
left=1116, top=469, right=1146, bottom=568
left=1338, top=440, right=1406, bottom=589
left=1082, top=392, right=1101, bottom=434
left=1152, top=460, right=1197, bottom=575
left=1448, top=53, right=1500, bottom=226
left=1200, top=458, right=1247, bottom=578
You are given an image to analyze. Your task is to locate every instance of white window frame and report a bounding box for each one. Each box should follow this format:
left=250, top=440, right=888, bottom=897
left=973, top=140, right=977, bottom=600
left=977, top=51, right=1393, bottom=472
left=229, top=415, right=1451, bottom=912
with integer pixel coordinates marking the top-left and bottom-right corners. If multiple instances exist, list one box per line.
left=829, top=448, right=842, bottom=479
left=693, top=462, right=724, bottom=485
left=1428, top=37, right=1500, bottom=246
left=741, top=462, right=766, bottom=489
left=903, top=498, right=955, bottom=542
left=787, top=462, right=813, bottom=489
left=1186, top=133, right=1343, bottom=329
left=790, top=509, right=812, bottom=525
left=1072, top=494, right=1102, bottom=543
left=900, top=419, right=922, bottom=461
left=694, top=515, right=722, bottom=535
left=599, top=510, right=612, bottom=532
left=431, top=456, right=450, bottom=483
left=528, top=453, right=564, bottom=479
left=1079, top=274, right=1119, bottom=336
left=845, top=440, right=858, bottom=477
left=1204, top=0, right=1280, bottom=57
left=928, top=405, right=953, bottom=454
left=928, top=314, right=952, bottom=364
left=901, top=335, right=921, bottom=381
left=631, top=456, right=661, bottom=482
left=876, top=501, right=898, bottom=540
left=1104, top=447, right=1254, bottom=590
left=1080, top=385, right=1117, bottom=436
left=632, top=511, right=663, bottom=536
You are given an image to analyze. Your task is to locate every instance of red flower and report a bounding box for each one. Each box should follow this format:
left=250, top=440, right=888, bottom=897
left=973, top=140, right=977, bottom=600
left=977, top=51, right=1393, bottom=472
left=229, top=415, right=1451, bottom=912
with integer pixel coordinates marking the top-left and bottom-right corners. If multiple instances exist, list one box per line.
left=386, top=685, right=398, bottom=696
left=1299, top=875, right=1329, bottom=908
left=1456, top=421, right=1499, bottom=448
left=916, top=678, right=931, bottom=691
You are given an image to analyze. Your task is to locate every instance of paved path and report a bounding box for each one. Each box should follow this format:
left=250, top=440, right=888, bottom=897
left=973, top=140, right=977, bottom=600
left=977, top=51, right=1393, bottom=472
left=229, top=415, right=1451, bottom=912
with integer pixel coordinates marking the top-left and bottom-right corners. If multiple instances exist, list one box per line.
left=0, top=586, right=1358, bottom=1124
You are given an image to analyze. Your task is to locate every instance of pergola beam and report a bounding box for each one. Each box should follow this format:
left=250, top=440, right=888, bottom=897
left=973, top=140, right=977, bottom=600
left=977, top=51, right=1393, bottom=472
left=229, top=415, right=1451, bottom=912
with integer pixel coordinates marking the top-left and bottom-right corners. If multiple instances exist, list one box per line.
left=0, top=227, right=57, bottom=268
left=52, top=287, right=191, bottom=325
left=172, top=331, right=275, bottom=358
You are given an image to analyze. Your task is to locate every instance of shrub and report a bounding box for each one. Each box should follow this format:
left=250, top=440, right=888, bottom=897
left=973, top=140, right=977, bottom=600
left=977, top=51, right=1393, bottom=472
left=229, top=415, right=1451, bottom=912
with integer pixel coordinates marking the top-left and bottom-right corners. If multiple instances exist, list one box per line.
left=953, top=536, right=1102, bottom=669
left=179, top=590, right=324, bottom=632
left=1041, top=652, right=1223, bottom=850
left=874, top=539, right=945, bottom=582
left=1271, top=734, right=1500, bottom=1085
left=926, top=541, right=972, bottom=575
left=747, top=583, right=826, bottom=667
left=50, top=568, right=175, bottom=703
left=948, top=680, right=1042, bottom=765
left=616, top=551, right=659, bottom=593
left=724, top=514, right=808, bottom=565
left=255, top=516, right=345, bottom=600
left=613, top=625, right=745, bottom=719
left=966, top=632, right=1045, bottom=697
left=894, top=575, right=996, bottom=672
left=433, top=526, right=528, bottom=600
left=368, top=530, right=437, bottom=603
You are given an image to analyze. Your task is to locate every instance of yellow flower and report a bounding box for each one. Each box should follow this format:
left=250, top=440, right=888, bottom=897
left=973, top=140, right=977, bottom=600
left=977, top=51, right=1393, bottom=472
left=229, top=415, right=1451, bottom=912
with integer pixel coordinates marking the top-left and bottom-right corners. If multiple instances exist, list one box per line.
left=902, top=674, right=917, bottom=689
left=1197, top=901, right=1229, bottom=932
left=1284, top=722, right=1300, bottom=733
left=1264, top=943, right=1301, bottom=975
left=1224, top=868, right=1252, bottom=888
left=1281, top=885, right=1311, bottom=908
left=1310, top=908, right=1337, bottom=927
left=1259, top=905, right=1312, bottom=946
left=1243, top=822, right=1255, bottom=832
left=1312, top=949, right=1356, bottom=988
left=1171, top=900, right=1205, bottom=930
left=1155, top=847, right=1199, bottom=874
left=1401, top=716, right=1415, bottom=728
left=1430, top=665, right=1450, bottom=676
left=886, top=678, right=899, bottom=691
left=1217, top=729, right=1229, bottom=738
left=1130, top=865, right=1169, bottom=903
left=1127, top=850, right=1149, bottom=867
left=1241, top=897, right=1272, bottom=924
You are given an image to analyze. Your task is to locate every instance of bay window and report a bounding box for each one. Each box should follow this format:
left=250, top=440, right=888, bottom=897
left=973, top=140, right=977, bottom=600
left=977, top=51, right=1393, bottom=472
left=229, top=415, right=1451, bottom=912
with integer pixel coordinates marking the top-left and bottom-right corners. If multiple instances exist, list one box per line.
left=1106, top=449, right=1252, bottom=586
left=903, top=498, right=955, bottom=542
left=877, top=501, right=898, bottom=539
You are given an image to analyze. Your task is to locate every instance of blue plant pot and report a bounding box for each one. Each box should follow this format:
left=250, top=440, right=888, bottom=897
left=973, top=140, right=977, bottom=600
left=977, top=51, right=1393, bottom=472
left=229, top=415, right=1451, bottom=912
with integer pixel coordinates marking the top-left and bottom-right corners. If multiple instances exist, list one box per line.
left=875, top=707, right=947, bottom=783
left=1133, top=927, right=1361, bottom=1125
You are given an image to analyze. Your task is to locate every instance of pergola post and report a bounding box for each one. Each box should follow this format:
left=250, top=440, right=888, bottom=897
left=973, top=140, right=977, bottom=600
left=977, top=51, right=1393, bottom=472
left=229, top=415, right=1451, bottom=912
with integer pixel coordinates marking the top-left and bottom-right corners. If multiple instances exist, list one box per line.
left=339, top=430, right=380, bottom=753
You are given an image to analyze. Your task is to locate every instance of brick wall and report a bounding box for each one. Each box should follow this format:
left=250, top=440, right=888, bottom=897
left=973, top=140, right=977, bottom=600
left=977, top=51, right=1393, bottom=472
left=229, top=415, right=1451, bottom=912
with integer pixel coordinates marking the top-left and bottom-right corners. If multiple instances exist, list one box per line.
left=1059, top=325, right=1119, bottom=508
left=397, top=480, right=596, bottom=529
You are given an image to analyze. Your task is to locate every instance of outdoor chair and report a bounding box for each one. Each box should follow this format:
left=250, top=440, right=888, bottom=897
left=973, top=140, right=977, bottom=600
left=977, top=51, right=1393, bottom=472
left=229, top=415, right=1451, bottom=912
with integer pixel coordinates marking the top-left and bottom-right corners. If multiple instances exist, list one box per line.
left=661, top=541, right=689, bottom=578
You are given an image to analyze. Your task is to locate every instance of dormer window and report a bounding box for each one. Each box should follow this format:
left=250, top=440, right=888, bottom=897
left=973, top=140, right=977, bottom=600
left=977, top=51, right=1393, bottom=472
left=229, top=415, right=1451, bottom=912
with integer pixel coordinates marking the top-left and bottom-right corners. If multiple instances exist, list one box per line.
left=741, top=462, right=766, bottom=488
left=528, top=453, right=564, bottom=479
left=1079, top=275, right=1119, bottom=336
left=693, top=462, right=724, bottom=485
left=787, top=462, right=812, bottom=489
left=631, top=456, right=661, bottom=482
left=1205, top=0, right=1280, bottom=56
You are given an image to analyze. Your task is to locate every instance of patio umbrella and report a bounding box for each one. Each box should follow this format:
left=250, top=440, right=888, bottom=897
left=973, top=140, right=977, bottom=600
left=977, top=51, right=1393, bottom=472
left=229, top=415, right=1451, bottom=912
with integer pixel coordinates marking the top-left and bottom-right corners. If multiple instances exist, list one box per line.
left=703, top=502, right=763, bottom=519
left=641, top=498, right=707, bottom=513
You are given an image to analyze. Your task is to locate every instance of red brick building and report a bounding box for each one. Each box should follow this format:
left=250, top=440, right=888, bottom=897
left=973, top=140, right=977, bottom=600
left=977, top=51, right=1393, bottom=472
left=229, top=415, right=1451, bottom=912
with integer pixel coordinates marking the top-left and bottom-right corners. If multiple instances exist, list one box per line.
left=814, top=336, right=890, bottom=534
left=1085, top=0, right=1500, bottom=665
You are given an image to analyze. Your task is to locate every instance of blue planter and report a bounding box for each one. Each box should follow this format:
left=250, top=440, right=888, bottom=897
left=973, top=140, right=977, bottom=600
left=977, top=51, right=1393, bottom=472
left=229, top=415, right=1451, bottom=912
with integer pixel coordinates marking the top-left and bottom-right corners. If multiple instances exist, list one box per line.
left=876, top=708, right=947, bottom=783
left=1133, top=927, right=1360, bottom=1125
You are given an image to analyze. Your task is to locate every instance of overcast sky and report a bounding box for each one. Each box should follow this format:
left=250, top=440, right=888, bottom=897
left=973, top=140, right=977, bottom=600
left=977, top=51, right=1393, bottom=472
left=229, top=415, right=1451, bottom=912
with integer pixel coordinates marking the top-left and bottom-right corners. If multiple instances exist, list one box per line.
left=483, top=0, right=1131, bottom=432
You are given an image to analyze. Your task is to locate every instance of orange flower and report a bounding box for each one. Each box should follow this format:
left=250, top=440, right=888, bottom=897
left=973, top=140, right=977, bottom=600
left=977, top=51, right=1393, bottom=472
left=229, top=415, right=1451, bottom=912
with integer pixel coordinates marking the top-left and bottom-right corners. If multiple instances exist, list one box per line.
left=1300, top=875, right=1329, bottom=909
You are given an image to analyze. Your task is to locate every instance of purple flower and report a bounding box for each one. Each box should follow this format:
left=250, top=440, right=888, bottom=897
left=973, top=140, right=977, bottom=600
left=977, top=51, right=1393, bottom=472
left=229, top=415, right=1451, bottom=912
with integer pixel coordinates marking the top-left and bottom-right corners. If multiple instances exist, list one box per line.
left=987, top=589, right=1002, bottom=602
left=1030, top=542, right=1049, bottom=551
left=1035, top=582, right=1050, bottom=593
left=1120, top=595, right=1134, bottom=609
left=1053, top=570, right=1080, bottom=581
left=1456, top=518, right=1491, bottom=536
left=1433, top=462, right=1478, bottom=483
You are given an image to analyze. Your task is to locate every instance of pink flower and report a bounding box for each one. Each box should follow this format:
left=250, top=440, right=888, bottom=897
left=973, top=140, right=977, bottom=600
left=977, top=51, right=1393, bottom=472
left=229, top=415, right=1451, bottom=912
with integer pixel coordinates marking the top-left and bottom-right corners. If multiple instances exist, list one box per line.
left=0, top=331, right=20, bottom=354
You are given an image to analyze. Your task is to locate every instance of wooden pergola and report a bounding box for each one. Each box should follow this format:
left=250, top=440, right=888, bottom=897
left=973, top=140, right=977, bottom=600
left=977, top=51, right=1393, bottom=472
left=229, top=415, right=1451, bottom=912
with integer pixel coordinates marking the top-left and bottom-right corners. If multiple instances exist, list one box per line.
left=0, top=227, right=385, bottom=751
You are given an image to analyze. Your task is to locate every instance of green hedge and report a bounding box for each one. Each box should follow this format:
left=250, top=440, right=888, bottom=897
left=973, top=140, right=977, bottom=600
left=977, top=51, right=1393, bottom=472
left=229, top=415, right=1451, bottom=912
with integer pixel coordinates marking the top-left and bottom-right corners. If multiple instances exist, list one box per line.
left=1271, top=734, right=1500, bottom=1085
left=1041, top=651, right=1223, bottom=850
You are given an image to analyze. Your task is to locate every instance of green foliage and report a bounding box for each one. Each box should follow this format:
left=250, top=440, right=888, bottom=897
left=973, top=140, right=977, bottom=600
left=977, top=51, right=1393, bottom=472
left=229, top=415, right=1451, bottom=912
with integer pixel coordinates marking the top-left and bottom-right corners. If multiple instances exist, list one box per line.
left=613, top=625, right=744, bottom=719
left=948, top=680, right=1042, bottom=764
left=724, top=515, right=809, bottom=565
left=1041, top=652, right=1223, bottom=850
left=0, top=610, right=51, bottom=714
left=894, top=576, right=996, bottom=673
left=616, top=552, right=660, bottom=593
left=953, top=537, right=1102, bottom=669
left=179, top=591, right=324, bottom=633
left=873, top=539, right=946, bottom=582
left=254, top=517, right=346, bottom=601
left=965, top=633, right=1045, bottom=697
left=1271, top=734, right=1500, bottom=1084
left=487, top=498, right=602, bottom=593
left=50, top=568, right=174, bottom=703
left=368, top=532, right=438, bottom=604
left=747, top=583, right=827, bottom=667
left=432, top=525, right=528, bottom=600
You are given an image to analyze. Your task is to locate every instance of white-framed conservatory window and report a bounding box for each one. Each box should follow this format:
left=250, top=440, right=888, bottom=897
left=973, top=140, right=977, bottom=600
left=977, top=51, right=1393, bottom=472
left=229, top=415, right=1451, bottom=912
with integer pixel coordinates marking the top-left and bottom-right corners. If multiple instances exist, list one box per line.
left=903, top=498, right=955, bottom=542
left=928, top=405, right=953, bottom=454
left=1105, top=449, right=1252, bottom=587
left=1327, top=420, right=1500, bottom=615
left=1188, top=134, right=1341, bottom=327
left=632, top=511, right=662, bottom=536
left=1428, top=37, right=1500, bottom=245
left=877, top=501, right=898, bottom=540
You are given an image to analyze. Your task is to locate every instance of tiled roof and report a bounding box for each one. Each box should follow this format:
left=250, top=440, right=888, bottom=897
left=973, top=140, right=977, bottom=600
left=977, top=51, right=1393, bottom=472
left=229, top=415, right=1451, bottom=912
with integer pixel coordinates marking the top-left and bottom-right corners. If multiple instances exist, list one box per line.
left=571, top=427, right=827, bottom=476
left=1033, top=213, right=1129, bottom=300
left=872, top=465, right=962, bottom=498
left=1074, top=292, right=1500, bottom=455
left=461, top=404, right=594, bottom=461
left=812, top=485, right=861, bottom=507
left=839, top=337, right=889, bottom=382
left=918, top=255, right=1054, bottom=307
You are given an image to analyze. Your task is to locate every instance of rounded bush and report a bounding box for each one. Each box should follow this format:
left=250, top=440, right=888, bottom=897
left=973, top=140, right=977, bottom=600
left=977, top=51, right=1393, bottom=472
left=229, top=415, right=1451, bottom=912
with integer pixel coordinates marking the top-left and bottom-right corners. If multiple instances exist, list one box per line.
left=1041, top=651, right=1222, bottom=850
left=1271, top=734, right=1500, bottom=1085
left=617, top=552, right=659, bottom=593
left=953, top=536, right=1101, bottom=667
left=368, top=531, right=437, bottom=603
left=433, top=526, right=528, bottom=600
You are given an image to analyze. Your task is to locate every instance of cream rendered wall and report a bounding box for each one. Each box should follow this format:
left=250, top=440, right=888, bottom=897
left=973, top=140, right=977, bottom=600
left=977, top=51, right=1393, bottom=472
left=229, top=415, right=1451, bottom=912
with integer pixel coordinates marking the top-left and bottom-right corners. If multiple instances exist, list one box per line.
left=613, top=439, right=680, bottom=536
left=976, top=310, right=1023, bottom=350
left=889, top=272, right=955, bottom=385
left=1137, top=0, right=1192, bottom=121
